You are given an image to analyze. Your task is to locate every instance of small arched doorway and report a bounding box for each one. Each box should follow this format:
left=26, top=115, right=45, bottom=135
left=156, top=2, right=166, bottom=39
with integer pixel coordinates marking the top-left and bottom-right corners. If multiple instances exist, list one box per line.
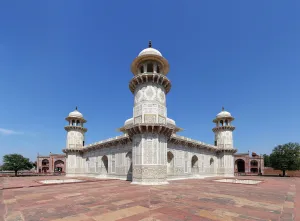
left=42, top=159, right=49, bottom=173
left=250, top=160, right=258, bottom=173
left=42, top=167, right=49, bottom=173
left=126, top=151, right=132, bottom=181
left=167, top=151, right=174, bottom=175
left=250, top=160, right=258, bottom=167
left=235, top=159, right=245, bottom=173
left=191, top=155, right=199, bottom=174
left=54, top=160, right=64, bottom=172
left=102, top=155, right=108, bottom=174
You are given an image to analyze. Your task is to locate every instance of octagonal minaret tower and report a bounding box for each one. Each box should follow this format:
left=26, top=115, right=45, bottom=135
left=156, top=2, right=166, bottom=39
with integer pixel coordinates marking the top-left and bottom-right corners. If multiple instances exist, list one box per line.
left=120, top=41, right=180, bottom=185
left=213, top=107, right=236, bottom=176
left=65, top=107, right=87, bottom=149
left=212, top=107, right=235, bottom=149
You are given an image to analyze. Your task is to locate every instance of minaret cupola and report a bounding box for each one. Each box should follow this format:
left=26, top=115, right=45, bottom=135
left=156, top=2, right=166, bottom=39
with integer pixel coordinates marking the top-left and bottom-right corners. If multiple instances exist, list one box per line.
left=65, top=106, right=87, bottom=127
left=213, top=107, right=234, bottom=127
left=131, top=40, right=170, bottom=76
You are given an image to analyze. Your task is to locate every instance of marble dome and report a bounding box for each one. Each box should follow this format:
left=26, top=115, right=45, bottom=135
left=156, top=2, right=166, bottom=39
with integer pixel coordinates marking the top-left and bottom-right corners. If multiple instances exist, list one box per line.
left=138, top=41, right=162, bottom=57
left=68, top=109, right=83, bottom=119
left=124, top=118, right=133, bottom=126
left=216, top=110, right=232, bottom=119
left=166, top=118, right=176, bottom=126
left=138, top=47, right=162, bottom=57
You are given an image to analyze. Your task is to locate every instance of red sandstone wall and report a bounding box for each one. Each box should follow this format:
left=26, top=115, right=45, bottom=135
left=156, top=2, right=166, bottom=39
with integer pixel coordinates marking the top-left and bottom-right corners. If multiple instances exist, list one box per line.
left=263, top=167, right=300, bottom=177
left=36, top=155, right=66, bottom=173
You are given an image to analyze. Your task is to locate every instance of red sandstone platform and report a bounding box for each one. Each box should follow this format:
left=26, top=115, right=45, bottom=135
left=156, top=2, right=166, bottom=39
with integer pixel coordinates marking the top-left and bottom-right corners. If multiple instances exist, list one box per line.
left=1, top=176, right=299, bottom=221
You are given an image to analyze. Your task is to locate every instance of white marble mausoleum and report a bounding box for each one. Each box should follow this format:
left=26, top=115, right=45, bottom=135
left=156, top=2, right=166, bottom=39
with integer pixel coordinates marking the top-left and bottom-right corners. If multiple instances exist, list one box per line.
left=63, top=42, right=237, bottom=185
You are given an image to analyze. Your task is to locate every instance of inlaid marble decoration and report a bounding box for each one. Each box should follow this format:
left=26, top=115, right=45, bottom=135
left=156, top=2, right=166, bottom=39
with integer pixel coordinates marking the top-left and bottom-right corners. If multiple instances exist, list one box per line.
left=158, top=116, right=166, bottom=124
left=144, top=114, right=156, bottom=123
left=158, top=105, right=166, bottom=116
left=134, top=116, right=142, bottom=124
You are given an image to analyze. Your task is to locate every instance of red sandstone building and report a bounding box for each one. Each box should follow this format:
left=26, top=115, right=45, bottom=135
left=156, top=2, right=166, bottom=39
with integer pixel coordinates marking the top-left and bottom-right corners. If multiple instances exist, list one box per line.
left=36, top=153, right=66, bottom=173
left=234, top=152, right=264, bottom=175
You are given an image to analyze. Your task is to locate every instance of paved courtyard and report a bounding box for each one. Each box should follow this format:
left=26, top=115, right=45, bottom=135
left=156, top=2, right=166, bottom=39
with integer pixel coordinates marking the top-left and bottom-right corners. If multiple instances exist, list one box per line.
left=0, top=176, right=299, bottom=221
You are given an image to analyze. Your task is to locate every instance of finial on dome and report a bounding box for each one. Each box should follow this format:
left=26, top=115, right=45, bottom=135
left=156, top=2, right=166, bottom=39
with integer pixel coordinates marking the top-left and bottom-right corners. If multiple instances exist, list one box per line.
left=148, top=40, right=152, bottom=48
left=76, top=106, right=78, bottom=110
left=222, top=106, right=224, bottom=111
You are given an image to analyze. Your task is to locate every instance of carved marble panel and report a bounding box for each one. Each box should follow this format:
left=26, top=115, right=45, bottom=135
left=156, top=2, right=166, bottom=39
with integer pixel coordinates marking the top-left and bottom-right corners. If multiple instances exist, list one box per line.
left=158, top=105, right=165, bottom=116
left=159, top=136, right=167, bottom=165
left=153, top=139, right=157, bottom=164
left=143, top=140, right=152, bottom=164
left=67, top=130, right=84, bottom=149
left=134, top=84, right=166, bottom=105
left=134, top=116, right=142, bottom=124
left=134, top=105, right=142, bottom=116
left=175, top=151, right=183, bottom=167
left=144, top=87, right=156, bottom=100
left=144, top=114, right=156, bottom=123
left=174, top=167, right=184, bottom=175
left=158, top=115, right=166, bottom=124
left=135, top=90, right=143, bottom=103
left=184, top=152, right=188, bottom=159
left=133, top=165, right=167, bottom=179
left=156, top=88, right=166, bottom=104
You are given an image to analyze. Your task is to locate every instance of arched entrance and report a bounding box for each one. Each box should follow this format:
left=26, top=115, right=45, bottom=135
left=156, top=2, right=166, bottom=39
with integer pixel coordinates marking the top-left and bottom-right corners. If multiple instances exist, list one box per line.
left=126, top=151, right=132, bottom=181
left=235, top=159, right=245, bottom=173
left=42, top=159, right=49, bottom=173
left=250, top=160, right=258, bottom=174
left=102, top=155, right=108, bottom=174
left=191, top=155, right=199, bottom=174
left=250, top=160, right=258, bottom=166
left=167, top=151, right=174, bottom=175
left=251, top=168, right=258, bottom=173
left=42, top=167, right=49, bottom=173
left=54, top=160, right=64, bottom=172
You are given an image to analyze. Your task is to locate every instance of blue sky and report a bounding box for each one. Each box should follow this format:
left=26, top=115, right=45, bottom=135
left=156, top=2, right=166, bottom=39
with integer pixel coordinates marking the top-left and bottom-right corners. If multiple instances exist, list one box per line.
left=0, top=1, right=299, bottom=162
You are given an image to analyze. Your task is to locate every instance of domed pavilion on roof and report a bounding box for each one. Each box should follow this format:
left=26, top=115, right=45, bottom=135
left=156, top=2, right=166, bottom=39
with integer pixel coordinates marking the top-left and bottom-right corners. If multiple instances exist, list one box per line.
left=63, top=42, right=237, bottom=185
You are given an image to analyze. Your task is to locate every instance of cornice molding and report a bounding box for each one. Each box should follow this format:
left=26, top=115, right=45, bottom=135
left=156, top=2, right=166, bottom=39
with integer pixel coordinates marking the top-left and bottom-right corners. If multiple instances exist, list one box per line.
left=212, top=125, right=235, bottom=132
left=119, top=123, right=181, bottom=137
left=64, top=126, right=88, bottom=132
left=129, top=73, right=171, bottom=94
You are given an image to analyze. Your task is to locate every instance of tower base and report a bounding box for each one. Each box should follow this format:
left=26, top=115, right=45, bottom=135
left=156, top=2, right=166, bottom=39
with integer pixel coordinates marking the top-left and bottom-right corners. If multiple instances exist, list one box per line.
left=132, top=165, right=168, bottom=185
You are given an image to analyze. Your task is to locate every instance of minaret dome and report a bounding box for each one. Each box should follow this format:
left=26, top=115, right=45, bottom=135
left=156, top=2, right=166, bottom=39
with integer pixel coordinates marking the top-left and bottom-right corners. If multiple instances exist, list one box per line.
left=213, top=107, right=234, bottom=126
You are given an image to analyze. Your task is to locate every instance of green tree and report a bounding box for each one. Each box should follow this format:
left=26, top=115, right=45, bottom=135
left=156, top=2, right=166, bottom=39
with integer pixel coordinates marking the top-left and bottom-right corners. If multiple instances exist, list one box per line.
left=2, top=154, right=33, bottom=176
left=269, top=143, right=300, bottom=177
left=263, top=154, right=271, bottom=167
left=32, top=161, right=37, bottom=169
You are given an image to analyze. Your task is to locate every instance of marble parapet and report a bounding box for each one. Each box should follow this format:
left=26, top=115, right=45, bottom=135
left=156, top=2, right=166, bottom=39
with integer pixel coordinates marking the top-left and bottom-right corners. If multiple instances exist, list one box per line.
left=170, top=134, right=237, bottom=153
left=62, top=134, right=130, bottom=153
